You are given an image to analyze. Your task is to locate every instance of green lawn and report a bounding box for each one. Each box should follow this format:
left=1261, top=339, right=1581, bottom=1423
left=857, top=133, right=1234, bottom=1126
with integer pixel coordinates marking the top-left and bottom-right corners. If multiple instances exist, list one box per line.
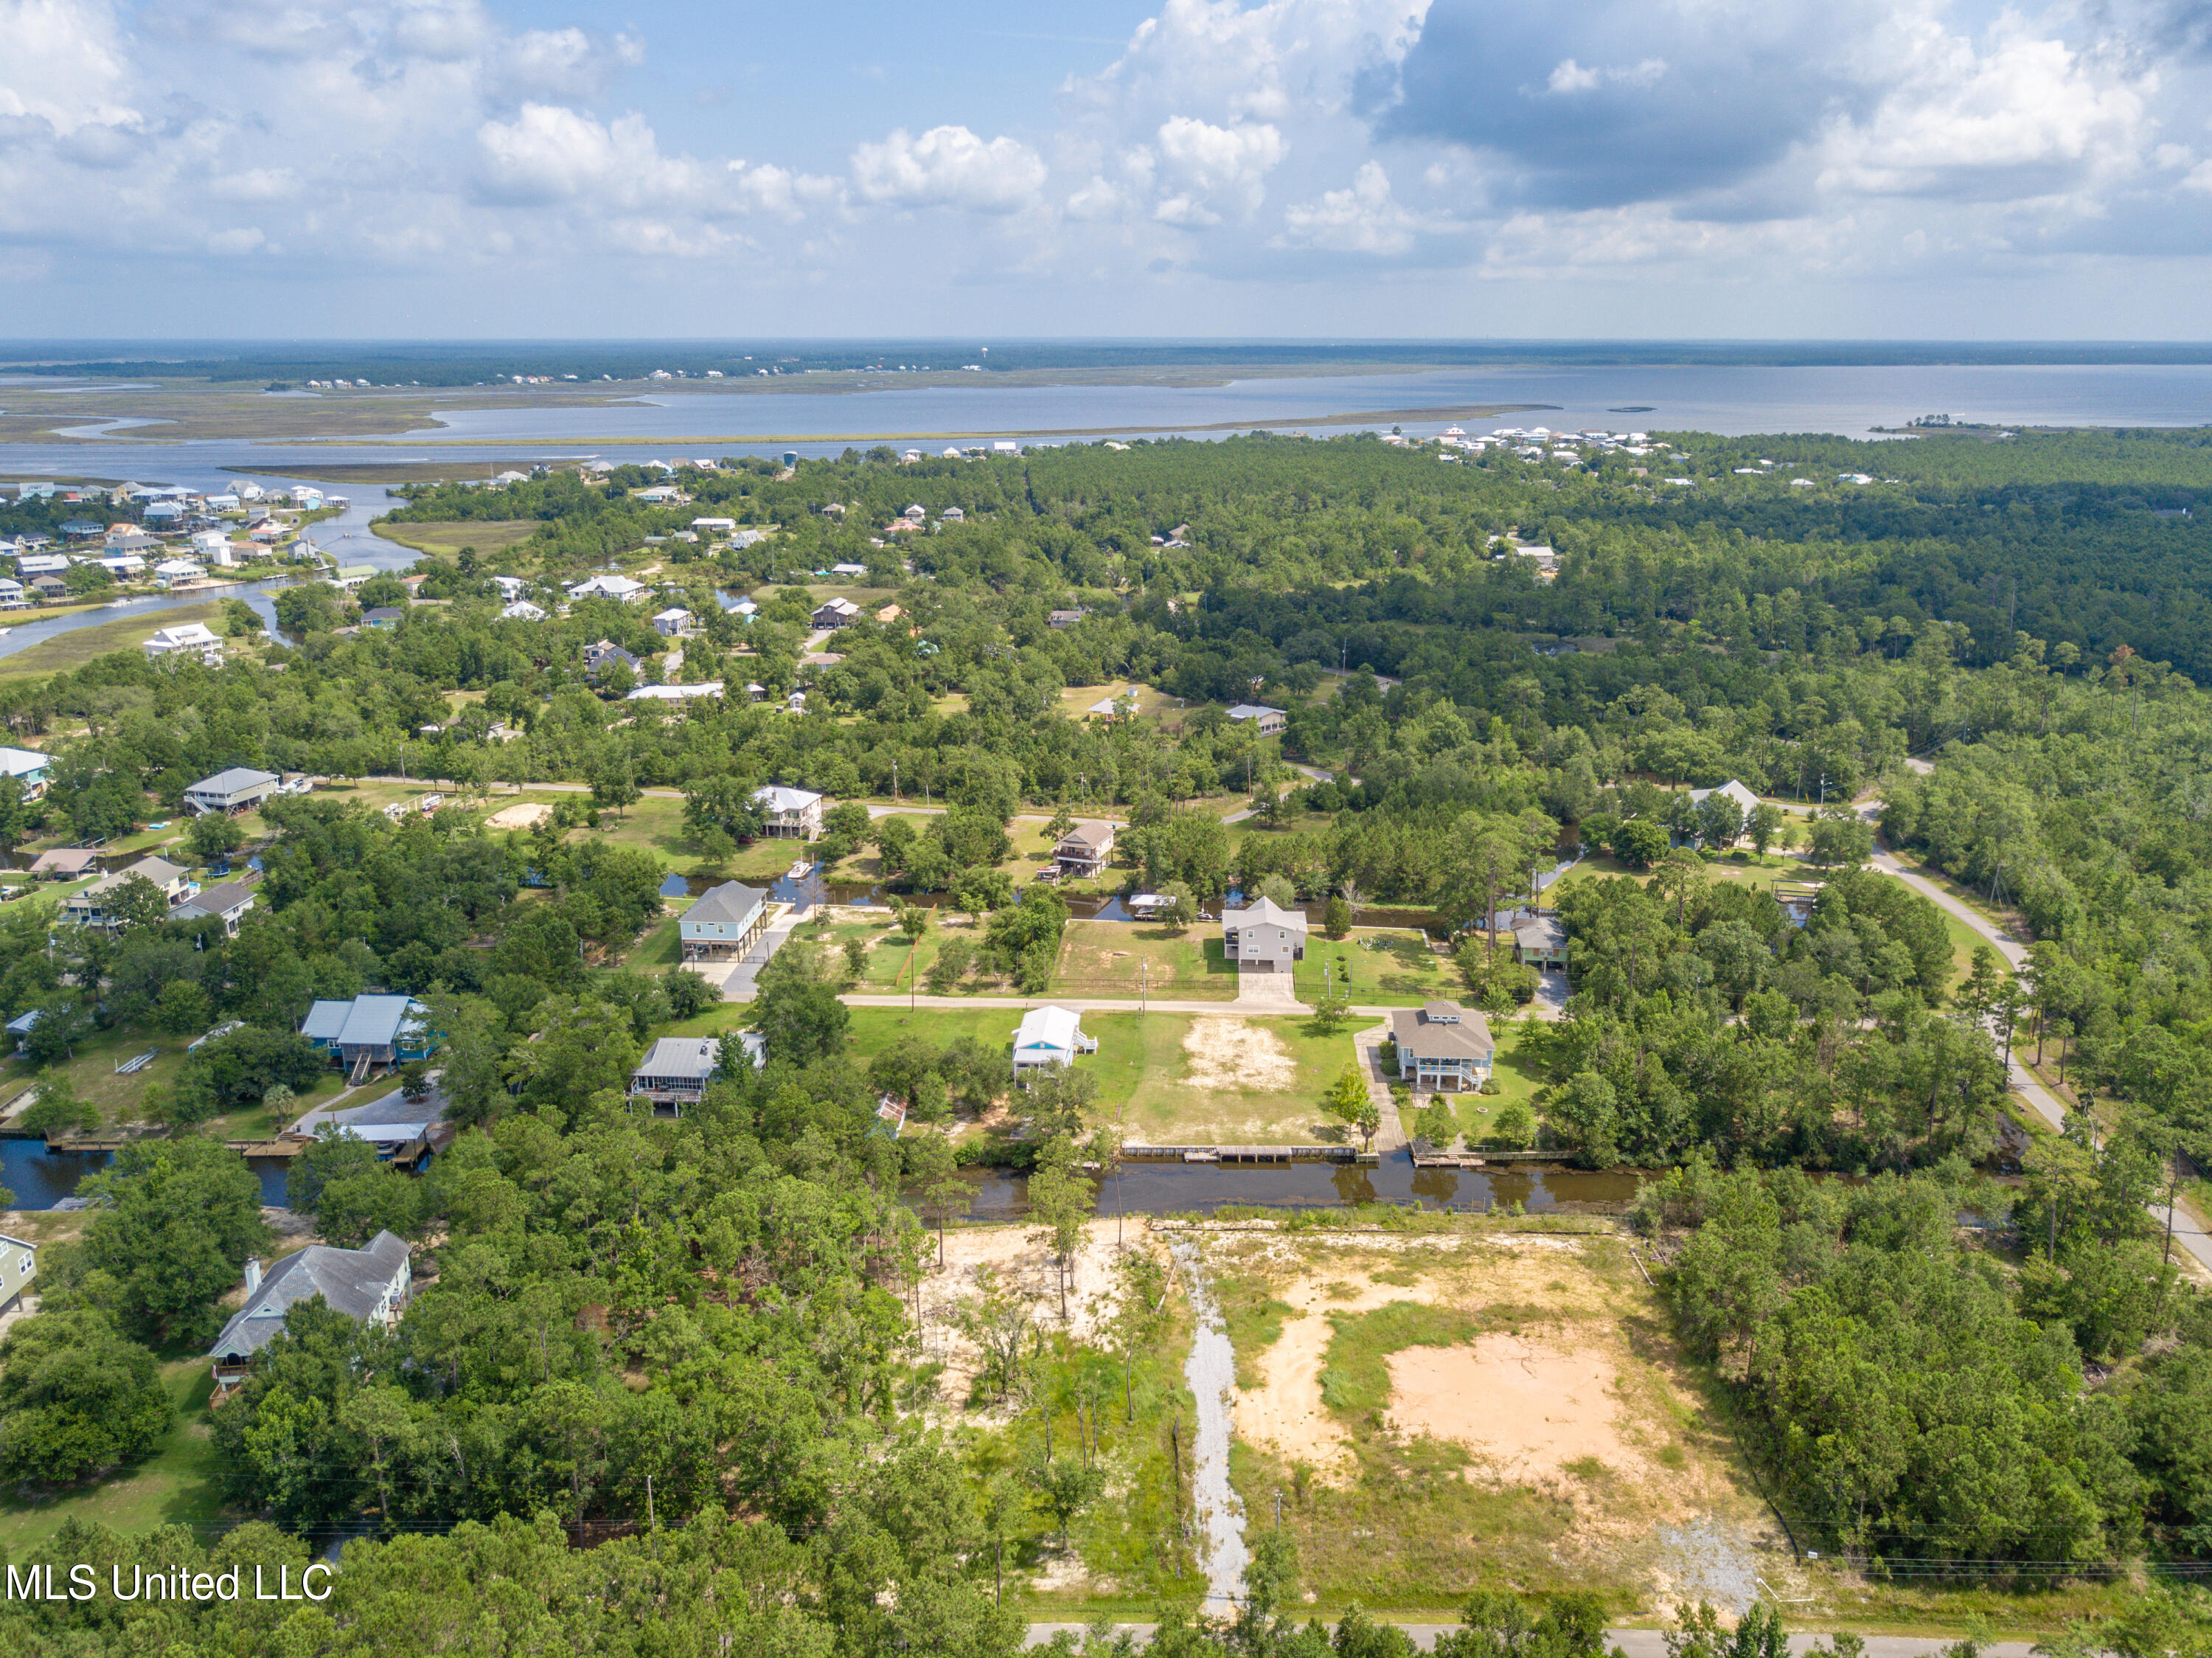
left=1050, top=920, right=1237, bottom=1001
left=1296, top=928, right=1460, bottom=1006
left=836, top=1005, right=1363, bottom=1145
left=1077, top=1010, right=1366, bottom=1145
left=372, top=518, right=543, bottom=559
left=0, top=1361, right=230, bottom=1553
left=0, top=602, right=231, bottom=684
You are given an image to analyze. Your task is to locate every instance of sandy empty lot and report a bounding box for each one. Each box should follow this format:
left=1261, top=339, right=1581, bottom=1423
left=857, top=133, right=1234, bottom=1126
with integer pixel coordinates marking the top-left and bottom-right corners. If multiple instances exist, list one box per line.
left=1388, top=1333, right=1626, bottom=1483
left=1183, top=1017, right=1298, bottom=1092
left=485, top=801, right=553, bottom=830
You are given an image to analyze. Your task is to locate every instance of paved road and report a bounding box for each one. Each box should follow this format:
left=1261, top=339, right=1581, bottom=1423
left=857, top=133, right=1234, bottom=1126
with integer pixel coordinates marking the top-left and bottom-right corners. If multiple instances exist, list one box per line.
left=1026, top=1629, right=2029, bottom=1656
left=1859, top=830, right=2212, bottom=1278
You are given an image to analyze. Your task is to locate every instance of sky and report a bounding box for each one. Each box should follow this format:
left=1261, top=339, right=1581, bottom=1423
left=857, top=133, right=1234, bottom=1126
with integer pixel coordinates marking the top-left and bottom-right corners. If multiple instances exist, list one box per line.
left=3, top=0, right=2211, bottom=339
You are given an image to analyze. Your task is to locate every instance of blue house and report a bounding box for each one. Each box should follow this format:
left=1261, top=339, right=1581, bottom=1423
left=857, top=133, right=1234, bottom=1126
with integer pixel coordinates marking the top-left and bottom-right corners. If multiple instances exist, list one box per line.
left=302, top=995, right=438, bottom=1083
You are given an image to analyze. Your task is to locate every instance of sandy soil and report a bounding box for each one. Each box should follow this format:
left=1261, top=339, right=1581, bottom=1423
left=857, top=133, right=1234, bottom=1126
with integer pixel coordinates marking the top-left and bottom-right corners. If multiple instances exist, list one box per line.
left=1182, top=1017, right=1298, bottom=1092
left=485, top=801, right=553, bottom=830
left=915, top=1218, right=1150, bottom=1416
left=1387, top=1333, right=1626, bottom=1482
left=1234, top=1274, right=1441, bottom=1473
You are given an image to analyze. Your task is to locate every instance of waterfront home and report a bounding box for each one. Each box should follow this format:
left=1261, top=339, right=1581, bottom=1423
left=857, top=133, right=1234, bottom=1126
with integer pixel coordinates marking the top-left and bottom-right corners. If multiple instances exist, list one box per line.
left=1222, top=895, right=1307, bottom=974
left=753, top=784, right=824, bottom=839
left=1012, top=1005, right=1094, bottom=1078
left=1053, top=821, right=1117, bottom=879
left=679, top=881, right=769, bottom=962
left=1391, top=1002, right=1495, bottom=1093
left=185, top=766, right=279, bottom=815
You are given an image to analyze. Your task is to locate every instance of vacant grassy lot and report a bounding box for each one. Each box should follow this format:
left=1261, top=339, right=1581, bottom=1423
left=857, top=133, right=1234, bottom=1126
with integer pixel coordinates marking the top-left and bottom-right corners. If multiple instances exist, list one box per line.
left=372, top=518, right=543, bottom=560
left=1080, top=1011, right=1358, bottom=1145
left=1296, top=928, right=1459, bottom=1006
left=1051, top=920, right=1238, bottom=1001
left=0, top=1360, right=229, bottom=1554
left=0, top=601, right=229, bottom=683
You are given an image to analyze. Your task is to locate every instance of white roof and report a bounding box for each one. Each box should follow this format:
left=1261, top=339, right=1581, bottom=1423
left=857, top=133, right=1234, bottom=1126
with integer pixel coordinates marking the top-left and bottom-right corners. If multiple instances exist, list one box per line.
left=568, top=574, right=646, bottom=596
left=627, top=681, right=723, bottom=701
left=1226, top=704, right=1284, bottom=721
left=154, top=560, right=205, bottom=576
left=1688, top=780, right=1761, bottom=813
left=148, top=622, right=220, bottom=646
left=0, top=746, right=49, bottom=778
left=753, top=784, right=821, bottom=811
left=501, top=600, right=546, bottom=620
left=652, top=607, right=692, bottom=622
left=1014, top=1005, right=1085, bottom=1050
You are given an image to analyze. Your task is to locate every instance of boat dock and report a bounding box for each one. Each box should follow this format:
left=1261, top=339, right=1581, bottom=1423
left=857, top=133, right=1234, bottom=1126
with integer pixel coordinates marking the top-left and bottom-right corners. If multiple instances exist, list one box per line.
left=1122, top=1143, right=1380, bottom=1168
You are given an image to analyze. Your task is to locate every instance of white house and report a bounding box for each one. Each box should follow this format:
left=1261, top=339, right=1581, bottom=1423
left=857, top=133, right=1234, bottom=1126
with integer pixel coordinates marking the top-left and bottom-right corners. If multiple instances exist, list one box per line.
left=652, top=607, right=693, bottom=637
left=500, top=600, right=548, bottom=622
left=153, top=559, right=207, bottom=589
left=753, top=784, right=824, bottom=839
left=185, top=766, right=279, bottom=815
left=627, top=681, right=723, bottom=702
left=1222, top=895, right=1307, bottom=974
left=491, top=575, right=527, bottom=600
left=143, top=622, right=224, bottom=664
left=1011, top=1005, right=1094, bottom=1078
left=1686, top=780, right=1762, bottom=844
left=1226, top=704, right=1288, bottom=737
left=568, top=574, right=650, bottom=604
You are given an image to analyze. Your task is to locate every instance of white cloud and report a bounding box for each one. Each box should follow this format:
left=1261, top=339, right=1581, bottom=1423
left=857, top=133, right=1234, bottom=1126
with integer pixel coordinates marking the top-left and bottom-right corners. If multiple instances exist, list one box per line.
left=1153, top=116, right=1284, bottom=223
left=476, top=104, right=710, bottom=212
left=850, top=125, right=1047, bottom=211
left=1277, top=161, right=1432, bottom=253
left=0, top=0, right=139, bottom=135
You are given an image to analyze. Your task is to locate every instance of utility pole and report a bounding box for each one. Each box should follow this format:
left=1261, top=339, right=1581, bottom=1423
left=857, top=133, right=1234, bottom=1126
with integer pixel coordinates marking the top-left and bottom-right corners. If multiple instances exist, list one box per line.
left=891, top=758, right=899, bottom=802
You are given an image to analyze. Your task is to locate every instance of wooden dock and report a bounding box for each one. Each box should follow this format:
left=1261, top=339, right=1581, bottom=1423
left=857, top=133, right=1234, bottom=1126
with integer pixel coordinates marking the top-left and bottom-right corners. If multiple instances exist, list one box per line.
left=1122, top=1143, right=1379, bottom=1168
left=224, top=1137, right=313, bottom=1158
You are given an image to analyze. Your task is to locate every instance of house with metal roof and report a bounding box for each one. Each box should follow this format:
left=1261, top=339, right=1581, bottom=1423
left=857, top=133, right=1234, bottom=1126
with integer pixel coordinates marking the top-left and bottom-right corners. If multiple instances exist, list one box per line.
left=299, top=994, right=437, bottom=1083
left=1012, top=1005, right=1095, bottom=1078
left=568, top=574, right=649, bottom=603
left=144, top=622, right=224, bottom=664
left=1222, top=895, right=1307, bottom=973
left=680, top=881, right=768, bottom=962
left=208, top=1230, right=411, bottom=1392
left=185, top=766, right=279, bottom=816
left=810, top=596, right=860, bottom=629
left=1226, top=703, right=1288, bottom=737
left=1390, top=1002, right=1495, bottom=1093
left=629, top=1036, right=722, bottom=1114
left=751, top=783, right=824, bottom=839
left=0, top=746, right=52, bottom=800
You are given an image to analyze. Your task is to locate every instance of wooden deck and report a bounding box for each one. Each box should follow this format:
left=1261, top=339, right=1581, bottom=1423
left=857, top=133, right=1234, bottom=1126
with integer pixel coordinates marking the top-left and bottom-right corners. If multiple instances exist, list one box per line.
left=1121, top=1142, right=1380, bottom=1168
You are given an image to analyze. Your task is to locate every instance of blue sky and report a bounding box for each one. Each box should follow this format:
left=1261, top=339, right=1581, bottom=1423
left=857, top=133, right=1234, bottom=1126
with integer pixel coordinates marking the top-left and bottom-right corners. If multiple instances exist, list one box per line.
left=2, top=0, right=2209, bottom=339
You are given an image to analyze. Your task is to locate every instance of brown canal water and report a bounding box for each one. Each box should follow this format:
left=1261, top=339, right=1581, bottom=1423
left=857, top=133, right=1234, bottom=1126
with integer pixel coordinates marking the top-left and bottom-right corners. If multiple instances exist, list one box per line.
left=944, top=1148, right=1652, bottom=1223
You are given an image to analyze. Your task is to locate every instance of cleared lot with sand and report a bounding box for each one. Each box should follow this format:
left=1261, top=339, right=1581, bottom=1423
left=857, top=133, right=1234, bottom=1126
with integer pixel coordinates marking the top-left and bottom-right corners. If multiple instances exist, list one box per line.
left=1195, top=1224, right=1792, bottom=1615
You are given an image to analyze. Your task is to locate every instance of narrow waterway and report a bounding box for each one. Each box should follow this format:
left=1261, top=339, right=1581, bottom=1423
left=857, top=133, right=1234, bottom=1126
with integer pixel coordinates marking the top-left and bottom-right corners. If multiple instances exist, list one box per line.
left=1167, top=1235, right=1248, bottom=1614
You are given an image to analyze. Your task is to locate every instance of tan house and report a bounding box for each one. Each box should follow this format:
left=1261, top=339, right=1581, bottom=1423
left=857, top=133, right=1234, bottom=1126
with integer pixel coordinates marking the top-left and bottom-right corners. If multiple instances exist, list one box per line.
left=63, top=856, right=195, bottom=929
left=1054, top=821, right=1116, bottom=879
left=1222, top=895, right=1307, bottom=973
left=1226, top=703, right=1287, bottom=737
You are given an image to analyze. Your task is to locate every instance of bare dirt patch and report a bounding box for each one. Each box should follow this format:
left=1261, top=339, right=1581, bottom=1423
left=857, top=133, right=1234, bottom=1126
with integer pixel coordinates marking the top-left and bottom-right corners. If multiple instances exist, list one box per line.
left=1235, top=1275, right=1440, bottom=1473
left=914, top=1219, right=1143, bottom=1418
left=1388, top=1333, right=1627, bottom=1484
left=485, top=801, right=553, bottom=830
left=1182, top=1017, right=1297, bottom=1092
